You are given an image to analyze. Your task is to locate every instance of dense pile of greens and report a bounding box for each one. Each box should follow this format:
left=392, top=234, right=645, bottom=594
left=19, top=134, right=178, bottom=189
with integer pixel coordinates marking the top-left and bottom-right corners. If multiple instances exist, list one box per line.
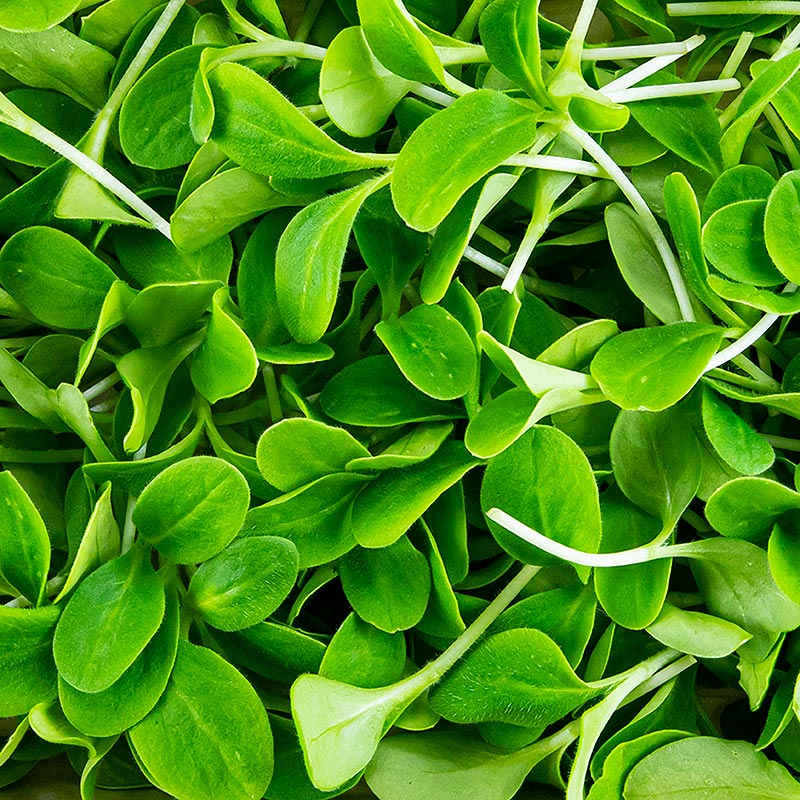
left=5, top=0, right=800, bottom=797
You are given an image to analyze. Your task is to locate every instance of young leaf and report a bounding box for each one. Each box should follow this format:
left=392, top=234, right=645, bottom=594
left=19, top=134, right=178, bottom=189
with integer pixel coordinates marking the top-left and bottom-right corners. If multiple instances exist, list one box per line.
left=133, top=456, right=250, bottom=564
left=376, top=304, right=477, bottom=400
left=340, top=537, right=430, bottom=633
left=481, top=425, right=602, bottom=579
left=768, top=510, right=800, bottom=606
left=0, top=0, right=81, bottom=33
left=129, top=641, right=273, bottom=800
left=256, top=417, right=369, bottom=492
left=53, top=545, right=165, bottom=694
left=0, top=471, right=50, bottom=604
left=320, top=27, right=413, bottom=138
left=479, top=0, right=547, bottom=104
left=624, top=737, right=800, bottom=799
left=59, top=588, right=180, bottom=736
left=275, top=175, right=385, bottom=343
left=0, top=226, right=116, bottom=330
left=356, top=0, right=444, bottom=84
left=392, top=90, right=540, bottom=231
left=428, top=629, right=598, bottom=726
left=209, top=62, right=386, bottom=178
left=764, top=170, right=800, bottom=283
left=187, top=536, right=299, bottom=631
left=0, top=605, right=59, bottom=715
left=590, top=323, right=724, bottom=411
left=190, top=289, right=258, bottom=403
left=646, top=602, right=751, bottom=659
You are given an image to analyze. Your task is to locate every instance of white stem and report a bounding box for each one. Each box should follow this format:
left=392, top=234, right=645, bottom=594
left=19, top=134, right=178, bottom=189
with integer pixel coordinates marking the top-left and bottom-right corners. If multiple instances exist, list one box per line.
left=668, top=1, right=800, bottom=14
left=0, top=103, right=172, bottom=238
left=488, top=508, right=677, bottom=567
left=605, top=78, right=740, bottom=103
left=410, top=83, right=455, bottom=107
left=504, top=154, right=607, bottom=177
left=82, top=372, right=121, bottom=402
left=601, top=34, right=705, bottom=93
left=774, top=19, right=800, bottom=59
left=543, top=38, right=705, bottom=61
left=564, top=123, right=696, bottom=322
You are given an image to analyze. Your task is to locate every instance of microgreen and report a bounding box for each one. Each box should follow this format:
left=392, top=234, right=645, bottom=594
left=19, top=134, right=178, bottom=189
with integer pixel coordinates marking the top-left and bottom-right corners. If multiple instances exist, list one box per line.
left=4, top=0, right=800, bottom=798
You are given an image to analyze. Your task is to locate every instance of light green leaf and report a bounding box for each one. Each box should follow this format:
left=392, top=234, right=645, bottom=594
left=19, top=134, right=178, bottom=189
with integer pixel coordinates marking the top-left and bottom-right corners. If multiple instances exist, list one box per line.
left=646, top=602, right=751, bottom=658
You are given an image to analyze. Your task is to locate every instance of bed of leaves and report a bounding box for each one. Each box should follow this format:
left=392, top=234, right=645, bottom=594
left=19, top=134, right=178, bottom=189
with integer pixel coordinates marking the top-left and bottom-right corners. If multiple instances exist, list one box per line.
left=5, top=0, right=800, bottom=798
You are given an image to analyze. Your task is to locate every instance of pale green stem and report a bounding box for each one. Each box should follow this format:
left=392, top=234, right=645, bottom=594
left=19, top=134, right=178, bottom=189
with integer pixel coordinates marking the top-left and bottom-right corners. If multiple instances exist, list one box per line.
left=436, top=44, right=490, bottom=65
left=84, top=0, right=186, bottom=160
left=564, top=122, right=696, bottom=322
left=504, top=153, right=607, bottom=177
left=294, top=0, right=324, bottom=43
left=502, top=203, right=552, bottom=293
left=301, top=104, right=329, bottom=122
left=222, top=0, right=274, bottom=41
left=442, top=71, right=476, bottom=96
left=763, top=435, right=800, bottom=452
left=411, top=83, right=455, bottom=107
left=708, top=31, right=754, bottom=107
left=262, top=364, right=283, bottom=424
left=401, top=564, right=540, bottom=692
left=605, top=78, right=739, bottom=103
left=564, top=0, right=600, bottom=69
left=476, top=224, right=511, bottom=253
left=543, top=38, right=706, bottom=61
left=567, top=649, right=683, bottom=800
left=0, top=99, right=172, bottom=238
left=764, top=105, right=800, bottom=168
left=668, top=1, right=800, bottom=14
left=601, top=34, right=705, bottom=94
left=120, top=444, right=147, bottom=554
left=453, top=0, right=494, bottom=40
left=732, top=354, right=783, bottom=390
left=773, top=18, right=800, bottom=59
left=207, top=39, right=327, bottom=67
left=82, top=371, right=121, bottom=403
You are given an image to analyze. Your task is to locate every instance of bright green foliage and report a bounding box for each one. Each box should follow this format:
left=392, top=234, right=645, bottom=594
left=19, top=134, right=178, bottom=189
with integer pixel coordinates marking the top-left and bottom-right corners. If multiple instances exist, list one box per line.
left=2, top=1, right=800, bottom=797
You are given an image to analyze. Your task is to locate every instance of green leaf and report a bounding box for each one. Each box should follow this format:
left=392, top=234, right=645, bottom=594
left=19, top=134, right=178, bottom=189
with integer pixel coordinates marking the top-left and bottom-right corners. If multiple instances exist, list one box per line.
left=392, top=90, right=540, bottom=231
left=129, top=641, right=273, bottom=800
left=628, top=77, right=723, bottom=176
left=347, top=421, right=453, bottom=471
left=353, top=186, right=428, bottom=319
left=209, top=62, right=385, bottom=178
left=133, top=456, right=250, bottom=564
left=187, top=536, right=299, bottom=631
left=591, top=323, right=724, bottom=411
left=242, top=473, right=369, bottom=568
left=59, top=588, right=180, bottom=736
left=705, top=477, right=800, bottom=542
left=320, top=613, right=406, bottom=688
left=429, top=629, right=598, bottom=726
left=610, top=407, right=702, bottom=529
left=604, top=203, right=682, bottom=324
left=171, top=167, right=301, bottom=253
left=646, top=602, right=751, bottom=658
left=119, top=46, right=203, bottom=169
left=340, top=537, right=431, bottom=632
left=0, top=605, right=59, bottom=715
left=256, top=417, right=369, bottom=492
left=275, top=175, right=384, bottom=343
left=350, top=440, right=477, bottom=548
left=479, top=0, right=547, bottom=103
left=53, top=545, right=165, bottom=694
left=703, top=199, right=784, bottom=286
left=702, top=387, right=774, bottom=475
left=320, top=355, right=464, bottom=426
left=190, top=289, right=258, bottom=403
left=0, top=0, right=80, bottom=32
left=376, top=304, right=476, bottom=400
left=0, top=471, right=50, bottom=604
left=356, top=0, right=444, bottom=84
left=768, top=510, right=800, bottom=606
left=481, top=425, right=602, bottom=580
left=0, top=26, right=114, bottom=110
left=0, top=226, right=116, bottom=330
left=703, top=164, right=776, bottom=220
left=721, top=53, right=800, bottom=169
left=624, top=737, right=800, bottom=799
left=707, top=275, right=800, bottom=315
left=764, top=170, right=800, bottom=283
left=320, top=26, right=413, bottom=138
